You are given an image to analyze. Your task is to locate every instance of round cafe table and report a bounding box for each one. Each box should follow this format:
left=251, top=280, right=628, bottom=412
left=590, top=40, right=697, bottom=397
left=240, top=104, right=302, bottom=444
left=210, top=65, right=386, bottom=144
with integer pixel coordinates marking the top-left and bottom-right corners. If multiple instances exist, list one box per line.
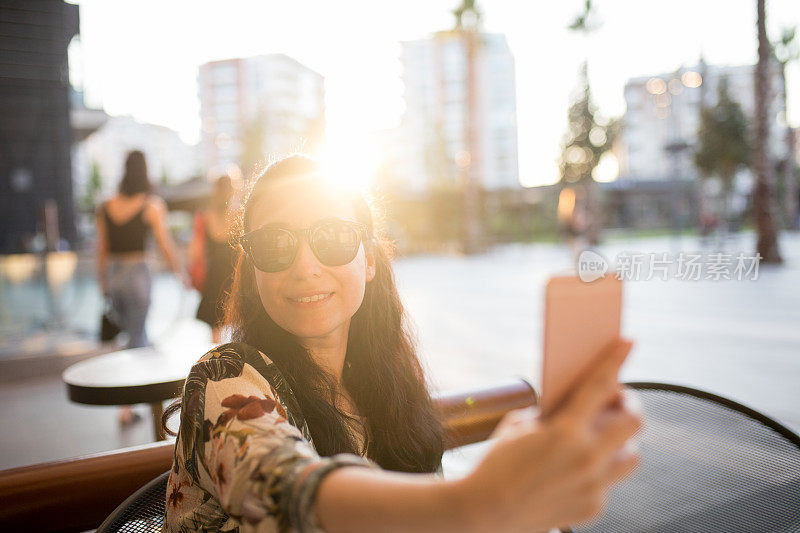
left=63, top=344, right=214, bottom=440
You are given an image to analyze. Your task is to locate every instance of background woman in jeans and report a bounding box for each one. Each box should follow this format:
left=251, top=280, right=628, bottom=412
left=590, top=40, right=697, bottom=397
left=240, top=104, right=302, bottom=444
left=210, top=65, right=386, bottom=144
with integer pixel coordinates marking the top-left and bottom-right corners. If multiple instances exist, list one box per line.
left=95, top=150, right=186, bottom=424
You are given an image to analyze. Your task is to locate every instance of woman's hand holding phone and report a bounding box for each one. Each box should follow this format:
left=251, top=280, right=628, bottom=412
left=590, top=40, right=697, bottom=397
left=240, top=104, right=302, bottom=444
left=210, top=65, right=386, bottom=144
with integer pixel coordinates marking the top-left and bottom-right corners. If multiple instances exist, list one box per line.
left=455, top=339, right=641, bottom=533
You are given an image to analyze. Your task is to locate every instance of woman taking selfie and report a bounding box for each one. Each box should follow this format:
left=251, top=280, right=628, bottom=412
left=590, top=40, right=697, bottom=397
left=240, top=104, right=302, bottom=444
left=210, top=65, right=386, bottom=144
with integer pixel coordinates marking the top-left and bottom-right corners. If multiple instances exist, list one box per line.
left=164, top=154, right=640, bottom=532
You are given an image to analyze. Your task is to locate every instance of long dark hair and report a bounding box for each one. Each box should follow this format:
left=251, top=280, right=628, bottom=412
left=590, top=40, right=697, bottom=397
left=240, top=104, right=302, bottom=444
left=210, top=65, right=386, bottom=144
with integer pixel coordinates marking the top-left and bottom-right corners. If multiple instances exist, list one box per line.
left=118, top=150, right=152, bottom=196
left=165, top=155, right=444, bottom=473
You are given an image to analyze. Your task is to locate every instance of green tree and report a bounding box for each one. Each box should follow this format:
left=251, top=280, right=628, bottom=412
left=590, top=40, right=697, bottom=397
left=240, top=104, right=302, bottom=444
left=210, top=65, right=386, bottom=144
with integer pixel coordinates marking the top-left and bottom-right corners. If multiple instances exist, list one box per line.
left=82, top=161, right=103, bottom=212
left=558, top=63, right=619, bottom=245
left=562, top=0, right=618, bottom=246
left=694, top=78, right=750, bottom=231
left=567, top=0, right=601, bottom=33
left=241, top=110, right=267, bottom=178
left=752, top=0, right=782, bottom=262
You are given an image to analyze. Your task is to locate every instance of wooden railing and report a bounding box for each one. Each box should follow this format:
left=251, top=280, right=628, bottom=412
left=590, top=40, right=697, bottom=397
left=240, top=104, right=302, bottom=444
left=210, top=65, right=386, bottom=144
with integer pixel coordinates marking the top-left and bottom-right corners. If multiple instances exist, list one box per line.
left=438, top=378, right=538, bottom=448
left=0, top=379, right=536, bottom=532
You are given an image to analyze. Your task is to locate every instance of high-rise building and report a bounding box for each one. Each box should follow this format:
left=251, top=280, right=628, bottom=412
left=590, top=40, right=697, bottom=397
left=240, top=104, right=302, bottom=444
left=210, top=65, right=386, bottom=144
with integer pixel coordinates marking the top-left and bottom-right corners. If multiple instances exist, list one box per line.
left=398, top=31, right=520, bottom=192
left=619, top=60, right=786, bottom=183
left=198, top=54, right=325, bottom=178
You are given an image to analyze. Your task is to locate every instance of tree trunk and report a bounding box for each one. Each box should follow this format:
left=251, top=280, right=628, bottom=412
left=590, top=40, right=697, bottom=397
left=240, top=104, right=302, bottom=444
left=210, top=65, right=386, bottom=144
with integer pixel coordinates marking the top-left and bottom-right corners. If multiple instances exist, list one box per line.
left=783, top=64, right=798, bottom=230
left=752, top=0, right=783, bottom=262
left=786, top=125, right=799, bottom=231
left=721, top=175, right=733, bottom=238
left=780, top=61, right=798, bottom=231
left=584, top=177, right=602, bottom=246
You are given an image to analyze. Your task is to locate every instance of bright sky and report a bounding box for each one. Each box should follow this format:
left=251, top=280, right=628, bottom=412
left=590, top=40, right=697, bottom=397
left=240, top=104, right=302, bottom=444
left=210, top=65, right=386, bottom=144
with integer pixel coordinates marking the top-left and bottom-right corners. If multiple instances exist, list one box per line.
left=68, top=0, right=800, bottom=187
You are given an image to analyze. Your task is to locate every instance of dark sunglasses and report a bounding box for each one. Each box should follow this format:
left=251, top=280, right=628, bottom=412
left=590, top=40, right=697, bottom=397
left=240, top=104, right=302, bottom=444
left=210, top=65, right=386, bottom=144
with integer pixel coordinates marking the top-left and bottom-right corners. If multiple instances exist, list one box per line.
left=240, top=218, right=369, bottom=273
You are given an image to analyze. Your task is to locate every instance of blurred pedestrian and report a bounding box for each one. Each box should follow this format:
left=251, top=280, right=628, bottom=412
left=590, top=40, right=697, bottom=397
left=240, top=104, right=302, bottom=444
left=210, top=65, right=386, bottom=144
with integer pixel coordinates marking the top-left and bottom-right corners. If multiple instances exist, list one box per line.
left=95, top=150, right=187, bottom=425
left=699, top=209, right=718, bottom=247
left=189, top=175, right=237, bottom=343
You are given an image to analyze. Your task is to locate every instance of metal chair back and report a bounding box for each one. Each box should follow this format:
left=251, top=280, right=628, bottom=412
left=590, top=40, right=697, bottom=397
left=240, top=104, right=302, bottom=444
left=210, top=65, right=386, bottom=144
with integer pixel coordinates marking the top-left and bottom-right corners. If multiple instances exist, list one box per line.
left=573, top=382, right=800, bottom=532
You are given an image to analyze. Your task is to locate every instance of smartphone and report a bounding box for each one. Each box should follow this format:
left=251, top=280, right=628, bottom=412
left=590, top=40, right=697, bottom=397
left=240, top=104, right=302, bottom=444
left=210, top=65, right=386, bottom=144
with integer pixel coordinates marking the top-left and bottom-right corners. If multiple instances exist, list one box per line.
left=540, top=275, right=623, bottom=418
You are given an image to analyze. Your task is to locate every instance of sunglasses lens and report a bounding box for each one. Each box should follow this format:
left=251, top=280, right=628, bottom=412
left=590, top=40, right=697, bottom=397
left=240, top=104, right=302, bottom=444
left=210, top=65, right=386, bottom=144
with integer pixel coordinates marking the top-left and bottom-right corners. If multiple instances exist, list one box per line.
left=311, top=222, right=361, bottom=266
left=250, top=228, right=296, bottom=272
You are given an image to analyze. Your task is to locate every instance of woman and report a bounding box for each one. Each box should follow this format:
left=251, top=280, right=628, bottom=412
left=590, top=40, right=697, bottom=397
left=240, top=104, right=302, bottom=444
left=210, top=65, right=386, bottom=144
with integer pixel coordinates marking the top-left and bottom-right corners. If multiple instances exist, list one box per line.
left=164, top=154, right=640, bottom=532
left=96, top=150, right=186, bottom=424
left=190, top=175, right=238, bottom=343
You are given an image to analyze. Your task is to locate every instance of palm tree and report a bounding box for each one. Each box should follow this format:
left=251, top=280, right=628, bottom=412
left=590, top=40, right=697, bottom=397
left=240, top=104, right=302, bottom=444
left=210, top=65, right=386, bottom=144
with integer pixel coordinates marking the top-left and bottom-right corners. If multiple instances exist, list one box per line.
left=752, top=0, right=782, bottom=263
left=773, top=27, right=799, bottom=230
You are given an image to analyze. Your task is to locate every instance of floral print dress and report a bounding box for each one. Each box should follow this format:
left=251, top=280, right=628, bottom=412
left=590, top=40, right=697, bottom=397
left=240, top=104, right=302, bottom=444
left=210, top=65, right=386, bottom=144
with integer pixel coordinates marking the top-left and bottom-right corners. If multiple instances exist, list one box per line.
left=164, top=342, right=377, bottom=532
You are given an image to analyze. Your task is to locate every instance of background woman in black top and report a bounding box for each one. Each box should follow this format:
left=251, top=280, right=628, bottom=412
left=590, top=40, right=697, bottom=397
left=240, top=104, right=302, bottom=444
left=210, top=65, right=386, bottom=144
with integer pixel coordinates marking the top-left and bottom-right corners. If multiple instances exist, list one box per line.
left=95, top=150, right=186, bottom=424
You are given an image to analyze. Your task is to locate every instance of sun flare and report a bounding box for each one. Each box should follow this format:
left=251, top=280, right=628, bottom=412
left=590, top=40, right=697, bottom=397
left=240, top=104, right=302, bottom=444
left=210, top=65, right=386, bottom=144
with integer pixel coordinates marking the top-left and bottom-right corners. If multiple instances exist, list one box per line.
left=317, top=127, right=381, bottom=195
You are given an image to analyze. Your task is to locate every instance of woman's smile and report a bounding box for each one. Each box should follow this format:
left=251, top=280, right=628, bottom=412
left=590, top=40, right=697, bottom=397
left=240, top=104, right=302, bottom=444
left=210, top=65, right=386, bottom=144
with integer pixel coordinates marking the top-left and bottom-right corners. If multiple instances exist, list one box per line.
left=287, top=291, right=334, bottom=305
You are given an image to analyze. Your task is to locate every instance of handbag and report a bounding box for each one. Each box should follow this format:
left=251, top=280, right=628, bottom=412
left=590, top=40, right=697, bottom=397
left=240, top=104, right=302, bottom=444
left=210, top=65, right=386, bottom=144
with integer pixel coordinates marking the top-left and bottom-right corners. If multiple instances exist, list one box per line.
left=189, top=211, right=207, bottom=292
left=100, top=297, right=121, bottom=342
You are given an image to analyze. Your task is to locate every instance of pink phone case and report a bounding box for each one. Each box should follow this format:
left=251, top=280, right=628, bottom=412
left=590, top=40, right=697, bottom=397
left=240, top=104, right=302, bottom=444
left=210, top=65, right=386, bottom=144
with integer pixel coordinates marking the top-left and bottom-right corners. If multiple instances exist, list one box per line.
left=541, top=275, right=622, bottom=418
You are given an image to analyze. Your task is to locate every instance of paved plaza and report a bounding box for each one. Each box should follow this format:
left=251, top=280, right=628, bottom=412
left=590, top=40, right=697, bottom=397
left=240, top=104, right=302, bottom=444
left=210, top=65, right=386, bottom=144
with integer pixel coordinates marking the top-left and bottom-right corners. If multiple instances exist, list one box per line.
left=1, top=231, right=798, bottom=472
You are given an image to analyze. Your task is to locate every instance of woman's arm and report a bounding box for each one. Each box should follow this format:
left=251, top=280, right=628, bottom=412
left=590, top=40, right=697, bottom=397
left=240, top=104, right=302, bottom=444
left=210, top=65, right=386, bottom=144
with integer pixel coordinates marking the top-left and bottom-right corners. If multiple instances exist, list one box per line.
left=314, top=340, right=641, bottom=533
left=181, top=355, right=376, bottom=532
left=95, top=204, right=109, bottom=295
left=315, top=466, right=472, bottom=533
